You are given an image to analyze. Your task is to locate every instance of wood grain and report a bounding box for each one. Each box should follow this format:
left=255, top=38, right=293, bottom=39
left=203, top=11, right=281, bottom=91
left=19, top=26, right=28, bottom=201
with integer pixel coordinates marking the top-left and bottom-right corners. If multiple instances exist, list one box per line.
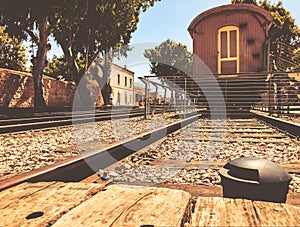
left=191, top=197, right=300, bottom=226
left=0, top=182, right=104, bottom=227
left=53, top=184, right=191, bottom=227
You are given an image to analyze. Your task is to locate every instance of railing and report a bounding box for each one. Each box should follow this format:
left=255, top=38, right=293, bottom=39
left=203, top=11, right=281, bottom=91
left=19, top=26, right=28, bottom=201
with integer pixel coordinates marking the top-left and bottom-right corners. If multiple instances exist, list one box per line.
left=252, top=72, right=300, bottom=116
left=270, top=41, right=300, bottom=72
left=139, top=69, right=300, bottom=117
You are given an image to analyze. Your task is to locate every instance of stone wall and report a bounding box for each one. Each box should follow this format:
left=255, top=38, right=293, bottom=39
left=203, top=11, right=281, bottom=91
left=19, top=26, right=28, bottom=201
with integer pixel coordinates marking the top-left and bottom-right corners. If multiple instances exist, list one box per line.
left=0, top=68, right=78, bottom=108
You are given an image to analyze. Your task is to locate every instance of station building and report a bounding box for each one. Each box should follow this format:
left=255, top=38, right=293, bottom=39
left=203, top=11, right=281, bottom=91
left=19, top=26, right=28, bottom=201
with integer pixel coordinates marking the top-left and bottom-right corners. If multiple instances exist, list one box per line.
left=110, top=64, right=135, bottom=106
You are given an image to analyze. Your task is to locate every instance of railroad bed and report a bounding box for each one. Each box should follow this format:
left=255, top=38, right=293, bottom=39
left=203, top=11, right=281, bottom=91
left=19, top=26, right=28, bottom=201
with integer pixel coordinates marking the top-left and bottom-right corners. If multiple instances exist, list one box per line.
left=1, top=112, right=300, bottom=225
left=95, top=117, right=300, bottom=193
left=1, top=114, right=300, bottom=190
left=0, top=112, right=179, bottom=178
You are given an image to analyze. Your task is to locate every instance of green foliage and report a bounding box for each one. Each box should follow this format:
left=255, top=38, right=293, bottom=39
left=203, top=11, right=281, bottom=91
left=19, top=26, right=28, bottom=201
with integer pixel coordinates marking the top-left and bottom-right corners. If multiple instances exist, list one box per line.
left=52, top=0, right=161, bottom=78
left=51, top=0, right=160, bottom=105
left=45, top=55, right=85, bottom=81
left=45, top=55, right=68, bottom=79
left=259, top=1, right=299, bottom=47
left=0, top=1, right=59, bottom=107
left=292, top=48, right=300, bottom=69
left=0, top=27, right=27, bottom=71
left=0, top=0, right=160, bottom=106
left=231, top=0, right=300, bottom=48
left=144, top=39, right=193, bottom=77
left=232, top=0, right=300, bottom=70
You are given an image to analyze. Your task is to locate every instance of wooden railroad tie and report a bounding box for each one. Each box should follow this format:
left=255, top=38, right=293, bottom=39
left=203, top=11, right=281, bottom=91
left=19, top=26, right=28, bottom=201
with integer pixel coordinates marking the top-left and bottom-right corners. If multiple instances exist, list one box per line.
left=1, top=182, right=300, bottom=226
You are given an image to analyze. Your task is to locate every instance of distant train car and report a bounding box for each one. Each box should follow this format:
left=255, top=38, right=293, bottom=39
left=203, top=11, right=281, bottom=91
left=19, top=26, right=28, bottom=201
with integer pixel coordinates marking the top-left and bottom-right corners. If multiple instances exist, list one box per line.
left=188, top=4, right=273, bottom=75
left=187, top=4, right=274, bottom=110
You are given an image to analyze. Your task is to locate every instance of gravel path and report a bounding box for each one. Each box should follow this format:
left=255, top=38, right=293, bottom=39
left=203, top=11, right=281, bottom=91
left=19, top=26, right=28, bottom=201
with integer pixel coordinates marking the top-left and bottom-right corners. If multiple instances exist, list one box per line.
left=0, top=113, right=178, bottom=179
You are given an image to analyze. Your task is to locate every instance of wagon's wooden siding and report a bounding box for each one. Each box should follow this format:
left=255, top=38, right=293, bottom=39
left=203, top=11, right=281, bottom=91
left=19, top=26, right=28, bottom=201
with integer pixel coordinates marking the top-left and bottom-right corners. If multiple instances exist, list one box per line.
left=189, top=4, right=273, bottom=75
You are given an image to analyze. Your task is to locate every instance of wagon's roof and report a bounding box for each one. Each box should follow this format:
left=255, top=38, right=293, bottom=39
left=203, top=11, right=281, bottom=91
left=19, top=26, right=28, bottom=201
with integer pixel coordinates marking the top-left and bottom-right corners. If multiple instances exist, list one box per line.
left=188, top=4, right=273, bottom=34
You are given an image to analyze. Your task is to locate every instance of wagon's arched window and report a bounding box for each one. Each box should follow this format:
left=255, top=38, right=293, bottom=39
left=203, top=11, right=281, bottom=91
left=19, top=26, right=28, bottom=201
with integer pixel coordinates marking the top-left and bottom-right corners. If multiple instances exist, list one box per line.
left=218, top=26, right=240, bottom=74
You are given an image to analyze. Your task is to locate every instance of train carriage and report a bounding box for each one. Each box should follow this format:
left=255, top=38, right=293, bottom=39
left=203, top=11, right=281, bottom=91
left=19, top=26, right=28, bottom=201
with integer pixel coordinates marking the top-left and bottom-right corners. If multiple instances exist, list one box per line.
left=188, top=4, right=273, bottom=75
left=187, top=4, right=274, bottom=110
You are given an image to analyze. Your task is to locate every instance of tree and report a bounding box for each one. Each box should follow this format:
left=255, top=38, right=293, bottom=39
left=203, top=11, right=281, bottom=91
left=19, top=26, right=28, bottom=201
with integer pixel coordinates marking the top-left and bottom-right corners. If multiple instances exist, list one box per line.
left=45, top=55, right=85, bottom=81
left=293, top=48, right=300, bottom=69
left=144, top=39, right=193, bottom=77
left=232, top=0, right=300, bottom=71
left=144, top=39, right=194, bottom=104
left=1, top=1, right=159, bottom=107
left=52, top=0, right=160, bottom=105
left=0, top=1, right=58, bottom=108
left=0, top=27, right=27, bottom=71
left=231, top=0, right=300, bottom=50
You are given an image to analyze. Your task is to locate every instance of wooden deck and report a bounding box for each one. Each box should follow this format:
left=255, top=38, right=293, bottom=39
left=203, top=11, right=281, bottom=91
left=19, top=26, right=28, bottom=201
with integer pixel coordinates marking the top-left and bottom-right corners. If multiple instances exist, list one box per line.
left=1, top=182, right=300, bottom=226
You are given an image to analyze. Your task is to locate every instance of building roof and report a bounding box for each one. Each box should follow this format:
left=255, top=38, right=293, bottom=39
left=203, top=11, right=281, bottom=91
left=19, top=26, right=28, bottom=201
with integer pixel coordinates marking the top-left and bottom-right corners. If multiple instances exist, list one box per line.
left=111, top=62, right=135, bottom=75
left=188, top=4, right=273, bottom=35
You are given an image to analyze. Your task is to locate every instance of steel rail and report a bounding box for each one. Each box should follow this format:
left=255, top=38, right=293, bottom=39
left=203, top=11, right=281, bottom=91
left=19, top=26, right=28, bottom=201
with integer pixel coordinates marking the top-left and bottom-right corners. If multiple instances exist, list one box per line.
left=0, top=113, right=201, bottom=191
left=253, top=111, right=300, bottom=138
left=0, top=108, right=175, bottom=134
left=0, top=108, right=143, bottom=126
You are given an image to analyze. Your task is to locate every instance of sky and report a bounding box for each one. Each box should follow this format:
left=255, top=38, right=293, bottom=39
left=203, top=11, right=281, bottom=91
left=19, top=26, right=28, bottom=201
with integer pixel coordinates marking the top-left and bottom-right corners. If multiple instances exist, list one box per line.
left=130, top=0, right=300, bottom=51
left=46, top=0, right=300, bottom=86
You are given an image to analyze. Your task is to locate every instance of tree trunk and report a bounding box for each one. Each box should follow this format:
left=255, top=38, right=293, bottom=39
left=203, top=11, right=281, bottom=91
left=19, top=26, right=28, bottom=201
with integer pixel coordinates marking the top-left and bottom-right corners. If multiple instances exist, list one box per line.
left=59, top=39, right=81, bottom=85
left=59, top=39, right=95, bottom=109
left=32, top=15, right=49, bottom=109
left=97, top=56, right=113, bottom=106
left=101, top=83, right=112, bottom=105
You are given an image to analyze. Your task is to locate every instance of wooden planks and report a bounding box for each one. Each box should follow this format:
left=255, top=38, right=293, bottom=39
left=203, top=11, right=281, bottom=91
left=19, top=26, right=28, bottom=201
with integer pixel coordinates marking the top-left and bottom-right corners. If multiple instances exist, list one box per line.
left=2, top=182, right=300, bottom=226
left=191, top=197, right=300, bottom=226
left=0, top=182, right=105, bottom=227
left=53, top=184, right=191, bottom=227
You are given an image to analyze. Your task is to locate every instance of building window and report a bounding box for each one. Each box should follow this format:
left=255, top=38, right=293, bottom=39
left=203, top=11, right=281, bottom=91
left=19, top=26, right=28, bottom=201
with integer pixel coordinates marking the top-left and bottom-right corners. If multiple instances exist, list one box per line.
left=130, top=95, right=132, bottom=105
left=117, top=92, right=120, bottom=105
left=129, top=78, right=132, bottom=88
left=125, top=76, right=127, bottom=87
left=125, top=93, right=127, bottom=105
left=117, top=74, right=120, bottom=85
left=218, top=25, right=240, bottom=74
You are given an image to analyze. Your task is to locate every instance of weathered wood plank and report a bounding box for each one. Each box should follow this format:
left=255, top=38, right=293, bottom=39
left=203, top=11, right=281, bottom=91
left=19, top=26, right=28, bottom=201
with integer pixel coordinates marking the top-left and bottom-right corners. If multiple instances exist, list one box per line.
left=191, top=197, right=300, bottom=226
left=0, top=182, right=105, bottom=227
left=191, top=197, right=257, bottom=226
left=252, top=201, right=300, bottom=226
left=0, top=182, right=59, bottom=209
left=53, top=184, right=191, bottom=227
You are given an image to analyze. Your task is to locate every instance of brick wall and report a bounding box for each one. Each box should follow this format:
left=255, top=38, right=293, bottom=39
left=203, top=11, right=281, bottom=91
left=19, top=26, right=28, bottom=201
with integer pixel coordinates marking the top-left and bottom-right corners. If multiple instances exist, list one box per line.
left=0, top=68, right=78, bottom=108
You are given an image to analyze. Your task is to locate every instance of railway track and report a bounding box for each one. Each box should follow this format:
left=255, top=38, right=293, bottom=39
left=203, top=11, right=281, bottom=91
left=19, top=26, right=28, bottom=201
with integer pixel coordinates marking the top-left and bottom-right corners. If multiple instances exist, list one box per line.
left=0, top=111, right=299, bottom=191
left=0, top=113, right=200, bottom=190
left=99, top=116, right=299, bottom=186
left=0, top=107, right=175, bottom=134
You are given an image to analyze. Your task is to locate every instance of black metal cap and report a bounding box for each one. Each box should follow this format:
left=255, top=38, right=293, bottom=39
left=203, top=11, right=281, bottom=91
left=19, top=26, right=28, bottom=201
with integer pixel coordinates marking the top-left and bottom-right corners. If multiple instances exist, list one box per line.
left=219, top=157, right=292, bottom=184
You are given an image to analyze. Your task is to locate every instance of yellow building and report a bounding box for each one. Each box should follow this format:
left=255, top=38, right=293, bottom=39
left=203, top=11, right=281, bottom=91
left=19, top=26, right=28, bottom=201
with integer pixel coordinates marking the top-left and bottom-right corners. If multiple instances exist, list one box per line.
left=110, top=64, right=134, bottom=106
